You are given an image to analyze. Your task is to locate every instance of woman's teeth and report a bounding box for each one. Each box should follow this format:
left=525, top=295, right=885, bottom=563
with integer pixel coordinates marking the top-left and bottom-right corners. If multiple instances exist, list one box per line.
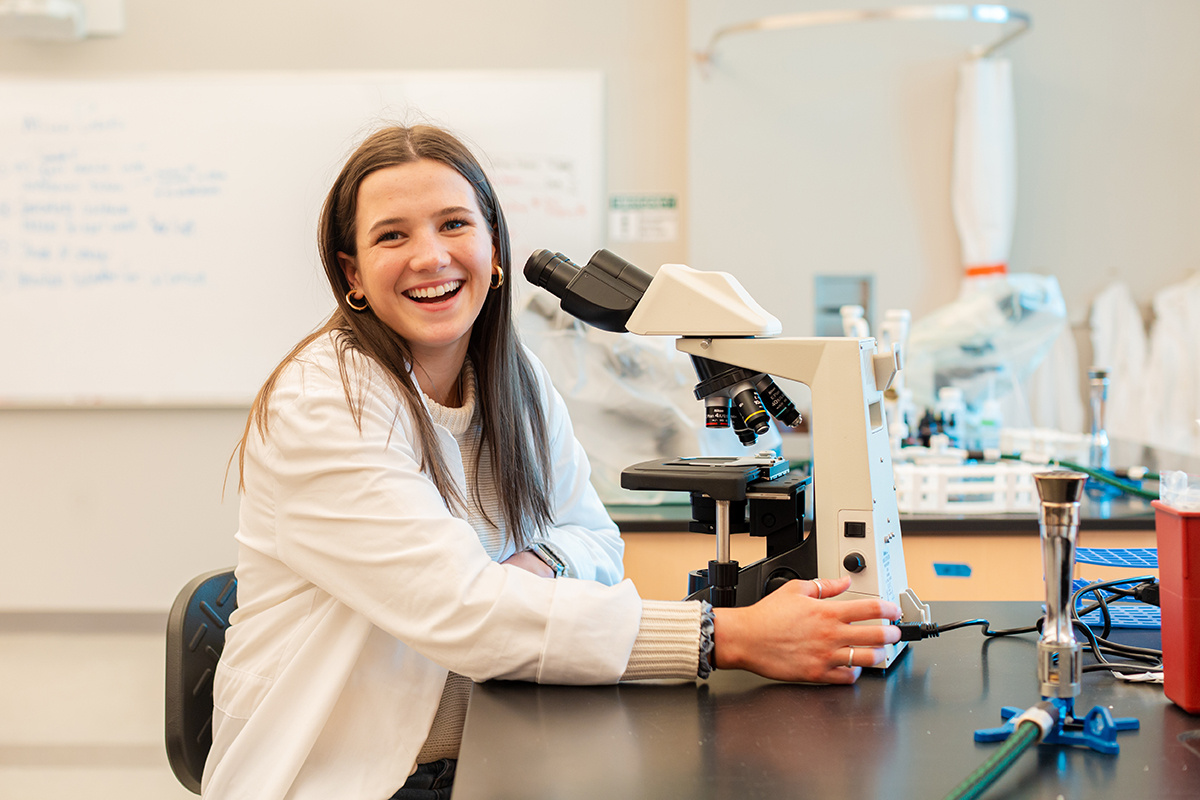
left=406, top=281, right=463, bottom=301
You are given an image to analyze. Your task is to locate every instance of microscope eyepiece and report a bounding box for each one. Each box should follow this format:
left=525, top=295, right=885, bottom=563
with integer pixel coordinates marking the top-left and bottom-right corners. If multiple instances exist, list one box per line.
left=524, top=249, right=579, bottom=298
left=584, top=249, right=653, bottom=293
left=523, top=248, right=653, bottom=333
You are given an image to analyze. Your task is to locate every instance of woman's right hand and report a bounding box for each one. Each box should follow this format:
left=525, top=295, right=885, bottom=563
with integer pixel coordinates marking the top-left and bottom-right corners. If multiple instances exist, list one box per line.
left=711, top=577, right=902, bottom=684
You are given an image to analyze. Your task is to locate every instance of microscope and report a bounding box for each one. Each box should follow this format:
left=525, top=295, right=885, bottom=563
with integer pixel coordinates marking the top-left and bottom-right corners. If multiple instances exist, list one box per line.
left=526, top=249, right=929, bottom=668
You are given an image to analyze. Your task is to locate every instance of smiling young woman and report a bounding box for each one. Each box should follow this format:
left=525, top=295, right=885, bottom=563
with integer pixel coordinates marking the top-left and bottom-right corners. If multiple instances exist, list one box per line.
left=236, top=125, right=553, bottom=550
left=212, top=124, right=901, bottom=800
left=337, top=160, right=497, bottom=403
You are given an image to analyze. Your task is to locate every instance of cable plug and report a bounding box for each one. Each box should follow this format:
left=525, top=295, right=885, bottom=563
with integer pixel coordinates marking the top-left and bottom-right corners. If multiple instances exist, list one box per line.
left=1133, top=580, right=1160, bottom=607
left=892, top=621, right=940, bottom=641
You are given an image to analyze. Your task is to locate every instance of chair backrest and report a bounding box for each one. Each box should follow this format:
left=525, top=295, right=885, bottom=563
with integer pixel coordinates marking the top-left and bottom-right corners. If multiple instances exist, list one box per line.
left=165, top=568, right=238, bottom=794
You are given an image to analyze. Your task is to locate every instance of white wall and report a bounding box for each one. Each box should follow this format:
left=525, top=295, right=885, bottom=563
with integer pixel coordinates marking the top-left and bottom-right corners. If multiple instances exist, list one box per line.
left=0, top=0, right=688, bottom=611
left=4, top=1, right=1197, bottom=610
left=688, top=0, right=1200, bottom=332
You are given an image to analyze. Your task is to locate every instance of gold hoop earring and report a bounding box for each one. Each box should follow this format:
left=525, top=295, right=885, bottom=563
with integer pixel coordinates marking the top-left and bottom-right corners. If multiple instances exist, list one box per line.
left=490, top=265, right=504, bottom=290
left=346, top=290, right=369, bottom=312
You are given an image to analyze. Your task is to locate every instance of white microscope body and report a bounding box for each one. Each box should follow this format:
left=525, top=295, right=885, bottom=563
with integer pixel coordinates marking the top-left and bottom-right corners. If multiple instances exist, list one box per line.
left=526, top=252, right=929, bottom=668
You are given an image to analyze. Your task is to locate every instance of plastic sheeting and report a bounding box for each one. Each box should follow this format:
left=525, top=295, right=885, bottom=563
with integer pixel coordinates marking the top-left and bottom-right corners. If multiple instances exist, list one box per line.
left=904, top=273, right=1069, bottom=435
left=519, top=293, right=780, bottom=505
left=936, top=54, right=1082, bottom=435
left=952, top=57, right=1016, bottom=279
left=1025, top=321, right=1085, bottom=433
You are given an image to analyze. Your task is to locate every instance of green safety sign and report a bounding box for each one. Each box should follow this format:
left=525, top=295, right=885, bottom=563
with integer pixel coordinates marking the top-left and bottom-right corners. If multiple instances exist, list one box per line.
left=609, top=195, right=677, bottom=210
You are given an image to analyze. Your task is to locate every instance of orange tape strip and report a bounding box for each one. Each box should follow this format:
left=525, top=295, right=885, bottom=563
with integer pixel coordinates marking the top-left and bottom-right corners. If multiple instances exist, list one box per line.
left=965, top=263, right=1008, bottom=277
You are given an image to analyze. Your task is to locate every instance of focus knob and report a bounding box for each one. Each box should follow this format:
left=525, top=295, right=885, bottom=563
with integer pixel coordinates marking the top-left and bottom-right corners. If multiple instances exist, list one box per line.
left=843, top=553, right=867, bottom=573
left=763, top=569, right=798, bottom=596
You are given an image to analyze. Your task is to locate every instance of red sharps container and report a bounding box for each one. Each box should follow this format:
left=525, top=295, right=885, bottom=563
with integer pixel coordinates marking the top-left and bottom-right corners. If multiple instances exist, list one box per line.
left=1152, top=497, right=1200, bottom=714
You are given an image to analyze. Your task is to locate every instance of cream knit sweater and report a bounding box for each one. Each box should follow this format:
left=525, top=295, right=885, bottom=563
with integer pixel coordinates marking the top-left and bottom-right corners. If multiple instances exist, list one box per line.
left=415, top=362, right=703, bottom=762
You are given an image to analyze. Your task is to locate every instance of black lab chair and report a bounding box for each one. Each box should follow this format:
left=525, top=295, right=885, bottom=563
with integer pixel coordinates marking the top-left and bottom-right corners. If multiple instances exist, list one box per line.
left=165, top=569, right=238, bottom=794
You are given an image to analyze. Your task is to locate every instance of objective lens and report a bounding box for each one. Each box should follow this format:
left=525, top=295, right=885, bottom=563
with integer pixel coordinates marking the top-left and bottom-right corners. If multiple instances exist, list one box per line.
left=755, top=375, right=801, bottom=428
left=730, top=404, right=759, bottom=446
left=524, top=249, right=580, bottom=299
left=731, top=384, right=769, bottom=434
left=704, top=396, right=731, bottom=428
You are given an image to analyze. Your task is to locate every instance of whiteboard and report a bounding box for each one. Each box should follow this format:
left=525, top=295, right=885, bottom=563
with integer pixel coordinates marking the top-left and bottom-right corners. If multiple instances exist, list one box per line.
left=0, top=72, right=604, bottom=406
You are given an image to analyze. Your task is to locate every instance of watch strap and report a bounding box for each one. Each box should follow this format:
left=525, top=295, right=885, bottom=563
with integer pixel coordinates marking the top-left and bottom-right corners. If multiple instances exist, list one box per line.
left=529, top=541, right=567, bottom=578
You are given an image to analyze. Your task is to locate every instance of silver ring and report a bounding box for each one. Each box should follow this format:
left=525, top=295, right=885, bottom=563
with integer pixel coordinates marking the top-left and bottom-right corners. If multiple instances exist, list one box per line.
left=846, top=647, right=855, bottom=668
left=815, top=580, right=823, bottom=600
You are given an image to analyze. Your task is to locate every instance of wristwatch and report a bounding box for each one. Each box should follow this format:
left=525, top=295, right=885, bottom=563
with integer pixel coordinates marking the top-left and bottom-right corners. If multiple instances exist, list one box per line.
left=528, top=541, right=567, bottom=578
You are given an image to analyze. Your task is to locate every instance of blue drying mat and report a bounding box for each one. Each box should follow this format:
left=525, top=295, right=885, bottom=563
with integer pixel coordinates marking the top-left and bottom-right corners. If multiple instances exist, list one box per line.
left=1075, top=547, right=1158, bottom=569
left=1070, top=578, right=1160, bottom=629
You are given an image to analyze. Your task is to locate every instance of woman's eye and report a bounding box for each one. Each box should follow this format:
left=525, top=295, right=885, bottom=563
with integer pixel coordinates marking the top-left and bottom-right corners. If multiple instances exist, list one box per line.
left=377, top=230, right=403, bottom=243
left=443, top=218, right=467, bottom=231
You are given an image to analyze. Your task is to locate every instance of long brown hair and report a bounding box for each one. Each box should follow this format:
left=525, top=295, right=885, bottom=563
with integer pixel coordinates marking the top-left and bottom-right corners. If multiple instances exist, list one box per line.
left=236, top=125, right=553, bottom=549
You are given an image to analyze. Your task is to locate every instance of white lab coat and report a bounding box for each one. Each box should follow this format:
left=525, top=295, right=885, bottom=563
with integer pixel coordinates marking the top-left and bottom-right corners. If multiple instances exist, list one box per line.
left=1089, top=281, right=1149, bottom=444
left=1141, top=273, right=1200, bottom=454
left=201, top=333, right=642, bottom=800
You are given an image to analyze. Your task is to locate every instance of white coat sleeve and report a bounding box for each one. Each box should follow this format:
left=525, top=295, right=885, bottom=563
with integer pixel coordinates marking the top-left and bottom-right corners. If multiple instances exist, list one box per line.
left=523, top=352, right=627, bottom=585
left=262, top=371, right=641, bottom=684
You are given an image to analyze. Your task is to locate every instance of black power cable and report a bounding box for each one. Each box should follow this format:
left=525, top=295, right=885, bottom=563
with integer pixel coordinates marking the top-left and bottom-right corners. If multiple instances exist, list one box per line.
left=893, top=575, right=1164, bottom=674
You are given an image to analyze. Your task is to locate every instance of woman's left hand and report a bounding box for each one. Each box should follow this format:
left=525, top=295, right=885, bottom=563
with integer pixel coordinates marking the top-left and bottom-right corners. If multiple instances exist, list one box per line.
left=501, top=550, right=555, bottom=578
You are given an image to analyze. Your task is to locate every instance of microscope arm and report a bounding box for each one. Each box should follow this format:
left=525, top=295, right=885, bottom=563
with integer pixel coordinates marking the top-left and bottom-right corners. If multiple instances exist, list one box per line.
left=676, top=337, right=926, bottom=632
